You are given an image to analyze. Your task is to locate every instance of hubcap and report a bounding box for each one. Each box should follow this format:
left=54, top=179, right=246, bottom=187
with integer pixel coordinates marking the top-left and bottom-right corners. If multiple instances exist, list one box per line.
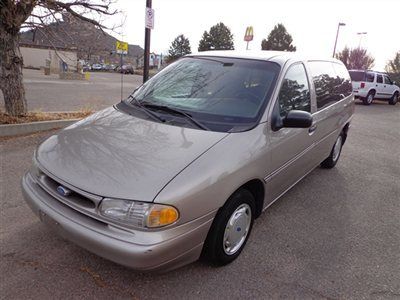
left=332, top=135, right=342, bottom=162
left=223, top=204, right=252, bottom=255
left=367, top=94, right=373, bottom=103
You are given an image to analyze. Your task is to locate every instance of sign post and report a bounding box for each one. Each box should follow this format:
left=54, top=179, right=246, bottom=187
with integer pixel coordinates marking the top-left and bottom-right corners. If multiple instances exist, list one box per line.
left=244, top=26, right=254, bottom=50
left=143, top=0, right=154, bottom=83
left=116, top=40, right=128, bottom=101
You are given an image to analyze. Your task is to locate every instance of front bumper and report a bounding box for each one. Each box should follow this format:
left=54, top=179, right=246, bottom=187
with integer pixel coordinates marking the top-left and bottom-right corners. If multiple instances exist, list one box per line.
left=21, top=172, right=215, bottom=272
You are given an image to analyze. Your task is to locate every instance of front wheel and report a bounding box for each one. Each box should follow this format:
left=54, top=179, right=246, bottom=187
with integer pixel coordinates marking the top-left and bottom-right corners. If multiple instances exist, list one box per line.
left=321, top=134, right=343, bottom=169
left=201, top=189, right=255, bottom=266
left=389, top=92, right=398, bottom=105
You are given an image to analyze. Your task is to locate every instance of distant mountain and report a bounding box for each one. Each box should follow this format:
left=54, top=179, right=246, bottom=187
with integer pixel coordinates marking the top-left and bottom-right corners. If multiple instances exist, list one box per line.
left=20, top=14, right=143, bottom=65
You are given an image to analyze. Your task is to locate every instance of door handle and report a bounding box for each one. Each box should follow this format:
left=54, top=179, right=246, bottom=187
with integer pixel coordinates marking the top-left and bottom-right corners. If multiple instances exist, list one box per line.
left=309, top=124, right=317, bottom=134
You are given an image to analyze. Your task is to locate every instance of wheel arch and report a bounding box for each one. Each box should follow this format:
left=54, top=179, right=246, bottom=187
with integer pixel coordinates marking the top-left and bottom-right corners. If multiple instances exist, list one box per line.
left=235, top=179, right=265, bottom=219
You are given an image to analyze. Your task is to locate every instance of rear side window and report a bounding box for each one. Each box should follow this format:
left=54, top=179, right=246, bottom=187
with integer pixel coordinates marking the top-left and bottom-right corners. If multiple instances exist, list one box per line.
left=277, top=63, right=311, bottom=117
left=377, top=75, right=383, bottom=83
left=308, top=61, right=345, bottom=110
left=366, top=72, right=375, bottom=82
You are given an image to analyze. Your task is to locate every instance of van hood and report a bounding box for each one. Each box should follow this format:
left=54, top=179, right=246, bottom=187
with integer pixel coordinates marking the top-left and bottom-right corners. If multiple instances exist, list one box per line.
left=36, top=107, right=228, bottom=201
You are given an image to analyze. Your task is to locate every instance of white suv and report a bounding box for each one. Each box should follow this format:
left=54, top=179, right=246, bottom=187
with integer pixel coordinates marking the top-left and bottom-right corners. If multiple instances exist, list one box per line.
left=349, top=70, right=399, bottom=105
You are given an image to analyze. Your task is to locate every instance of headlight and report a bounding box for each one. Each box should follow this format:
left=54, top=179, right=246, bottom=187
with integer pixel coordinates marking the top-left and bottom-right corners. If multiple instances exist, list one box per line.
left=99, top=198, right=179, bottom=229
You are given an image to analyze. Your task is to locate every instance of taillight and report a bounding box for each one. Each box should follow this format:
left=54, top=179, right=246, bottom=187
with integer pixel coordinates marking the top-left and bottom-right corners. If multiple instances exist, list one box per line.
left=360, top=82, right=365, bottom=88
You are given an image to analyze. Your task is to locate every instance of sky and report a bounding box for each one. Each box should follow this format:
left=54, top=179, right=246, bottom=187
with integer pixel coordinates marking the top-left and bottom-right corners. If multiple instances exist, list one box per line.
left=108, top=0, right=400, bottom=71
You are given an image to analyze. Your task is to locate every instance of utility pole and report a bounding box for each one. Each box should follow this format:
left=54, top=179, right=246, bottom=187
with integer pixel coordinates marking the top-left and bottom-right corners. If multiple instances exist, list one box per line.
left=333, top=22, right=346, bottom=58
left=143, top=0, right=152, bottom=83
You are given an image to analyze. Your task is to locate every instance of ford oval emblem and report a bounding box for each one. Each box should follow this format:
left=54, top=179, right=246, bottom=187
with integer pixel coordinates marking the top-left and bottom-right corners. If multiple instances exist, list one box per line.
left=57, top=185, right=72, bottom=197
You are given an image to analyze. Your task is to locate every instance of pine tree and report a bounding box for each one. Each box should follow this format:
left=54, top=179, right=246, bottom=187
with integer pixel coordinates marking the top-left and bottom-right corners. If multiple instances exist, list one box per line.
left=168, top=34, right=191, bottom=62
left=261, top=24, right=296, bottom=52
left=198, top=23, right=234, bottom=51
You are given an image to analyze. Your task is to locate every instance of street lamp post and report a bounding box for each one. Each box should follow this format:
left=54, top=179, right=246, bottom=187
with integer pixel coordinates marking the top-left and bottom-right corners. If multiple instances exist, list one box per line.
left=332, top=22, right=346, bottom=58
left=357, top=32, right=367, bottom=48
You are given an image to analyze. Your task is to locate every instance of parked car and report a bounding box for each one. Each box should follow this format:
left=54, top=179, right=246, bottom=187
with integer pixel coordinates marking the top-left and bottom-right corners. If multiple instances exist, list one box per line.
left=22, top=51, right=354, bottom=272
left=91, top=64, right=102, bottom=71
left=120, top=64, right=135, bottom=74
left=349, top=70, right=399, bottom=105
left=82, top=64, right=91, bottom=72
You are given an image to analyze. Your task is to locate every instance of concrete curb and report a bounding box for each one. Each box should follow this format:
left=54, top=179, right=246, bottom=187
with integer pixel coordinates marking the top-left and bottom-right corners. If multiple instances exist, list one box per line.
left=0, top=119, right=79, bottom=137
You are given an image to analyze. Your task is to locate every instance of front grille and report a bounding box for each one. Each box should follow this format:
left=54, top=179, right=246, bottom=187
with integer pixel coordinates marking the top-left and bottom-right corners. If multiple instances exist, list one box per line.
left=34, top=168, right=105, bottom=222
left=40, top=175, right=96, bottom=209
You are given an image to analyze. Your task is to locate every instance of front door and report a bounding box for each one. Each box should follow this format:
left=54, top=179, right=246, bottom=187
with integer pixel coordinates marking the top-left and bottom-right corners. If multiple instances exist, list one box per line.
left=376, top=74, right=388, bottom=98
left=266, top=63, right=316, bottom=203
left=383, top=75, right=396, bottom=98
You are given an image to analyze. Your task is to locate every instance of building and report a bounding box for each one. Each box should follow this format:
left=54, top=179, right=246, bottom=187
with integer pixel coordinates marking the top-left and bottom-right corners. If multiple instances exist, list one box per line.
left=20, top=43, right=78, bottom=73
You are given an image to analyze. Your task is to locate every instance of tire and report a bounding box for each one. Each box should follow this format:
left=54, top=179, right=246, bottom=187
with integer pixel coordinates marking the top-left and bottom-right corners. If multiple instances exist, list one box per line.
left=201, top=189, right=255, bottom=266
left=389, top=92, right=398, bottom=105
left=321, top=133, right=343, bottom=169
left=362, top=91, right=374, bottom=105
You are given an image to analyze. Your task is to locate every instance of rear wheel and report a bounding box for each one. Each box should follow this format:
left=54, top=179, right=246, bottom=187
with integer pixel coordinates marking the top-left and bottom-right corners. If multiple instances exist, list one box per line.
left=321, top=134, right=343, bottom=169
left=201, top=189, right=255, bottom=266
left=362, top=91, right=374, bottom=105
left=389, top=92, right=398, bottom=105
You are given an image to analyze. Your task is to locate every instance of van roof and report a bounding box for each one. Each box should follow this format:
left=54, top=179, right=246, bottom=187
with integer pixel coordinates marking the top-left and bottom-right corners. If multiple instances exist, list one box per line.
left=188, top=50, right=343, bottom=66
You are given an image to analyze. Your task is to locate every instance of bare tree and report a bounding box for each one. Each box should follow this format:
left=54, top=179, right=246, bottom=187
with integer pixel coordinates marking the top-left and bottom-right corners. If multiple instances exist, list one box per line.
left=336, top=46, right=375, bottom=70
left=0, top=0, right=117, bottom=116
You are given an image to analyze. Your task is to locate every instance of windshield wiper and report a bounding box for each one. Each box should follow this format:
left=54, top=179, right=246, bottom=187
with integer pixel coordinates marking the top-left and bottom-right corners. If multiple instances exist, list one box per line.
left=128, top=96, right=166, bottom=123
left=142, top=103, right=210, bottom=131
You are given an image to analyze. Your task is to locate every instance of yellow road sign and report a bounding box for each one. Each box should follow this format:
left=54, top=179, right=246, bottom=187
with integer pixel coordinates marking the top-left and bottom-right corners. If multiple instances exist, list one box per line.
left=244, top=26, right=254, bottom=42
left=116, top=41, right=128, bottom=54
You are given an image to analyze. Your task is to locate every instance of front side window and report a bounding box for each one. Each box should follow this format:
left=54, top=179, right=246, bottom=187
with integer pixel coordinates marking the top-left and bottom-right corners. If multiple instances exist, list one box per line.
left=277, top=63, right=311, bottom=117
left=124, top=57, right=280, bottom=132
left=377, top=75, right=383, bottom=83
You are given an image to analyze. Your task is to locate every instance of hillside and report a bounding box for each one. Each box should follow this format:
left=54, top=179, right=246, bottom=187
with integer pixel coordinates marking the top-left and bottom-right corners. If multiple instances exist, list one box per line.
left=20, top=14, right=143, bottom=65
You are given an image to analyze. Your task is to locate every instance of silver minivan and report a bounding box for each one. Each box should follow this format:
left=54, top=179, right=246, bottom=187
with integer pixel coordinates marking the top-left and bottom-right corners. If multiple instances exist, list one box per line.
left=22, top=51, right=354, bottom=272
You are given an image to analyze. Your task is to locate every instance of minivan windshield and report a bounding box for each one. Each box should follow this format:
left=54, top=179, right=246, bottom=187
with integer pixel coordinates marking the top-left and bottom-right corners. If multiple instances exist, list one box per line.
left=123, top=57, right=280, bottom=132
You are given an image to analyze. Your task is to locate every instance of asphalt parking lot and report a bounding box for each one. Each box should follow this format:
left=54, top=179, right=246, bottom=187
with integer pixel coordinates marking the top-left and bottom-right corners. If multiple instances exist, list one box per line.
left=0, top=102, right=399, bottom=299
left=0, top=69, right=142, bottom=112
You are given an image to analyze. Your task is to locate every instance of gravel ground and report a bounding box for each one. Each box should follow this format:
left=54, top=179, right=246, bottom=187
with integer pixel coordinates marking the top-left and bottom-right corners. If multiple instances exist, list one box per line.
left=0, top=102, right=399, bottom=299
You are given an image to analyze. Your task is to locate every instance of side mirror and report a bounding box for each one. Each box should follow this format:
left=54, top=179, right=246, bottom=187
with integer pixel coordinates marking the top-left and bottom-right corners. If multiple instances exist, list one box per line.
left=283, top=110, right=313, bottom=128
left=272, top=110, right=313, bottom=131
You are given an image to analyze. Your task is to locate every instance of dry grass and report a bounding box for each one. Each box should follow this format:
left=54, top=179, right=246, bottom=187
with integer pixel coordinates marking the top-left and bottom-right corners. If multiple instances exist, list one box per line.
left=0, top=108, right=93, bottom=125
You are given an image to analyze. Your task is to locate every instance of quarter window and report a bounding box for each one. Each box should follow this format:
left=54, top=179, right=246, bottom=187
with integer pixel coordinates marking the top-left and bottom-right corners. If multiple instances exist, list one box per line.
left=332, top=63, right=352, bottom=99
left=277, top=63, right=311, bottom=117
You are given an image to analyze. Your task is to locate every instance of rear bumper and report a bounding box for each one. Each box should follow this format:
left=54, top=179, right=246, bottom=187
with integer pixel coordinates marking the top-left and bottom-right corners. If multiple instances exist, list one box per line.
left=21, top=172, right=215, bottom=272
left=353, top=90, right=368, bottom=98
